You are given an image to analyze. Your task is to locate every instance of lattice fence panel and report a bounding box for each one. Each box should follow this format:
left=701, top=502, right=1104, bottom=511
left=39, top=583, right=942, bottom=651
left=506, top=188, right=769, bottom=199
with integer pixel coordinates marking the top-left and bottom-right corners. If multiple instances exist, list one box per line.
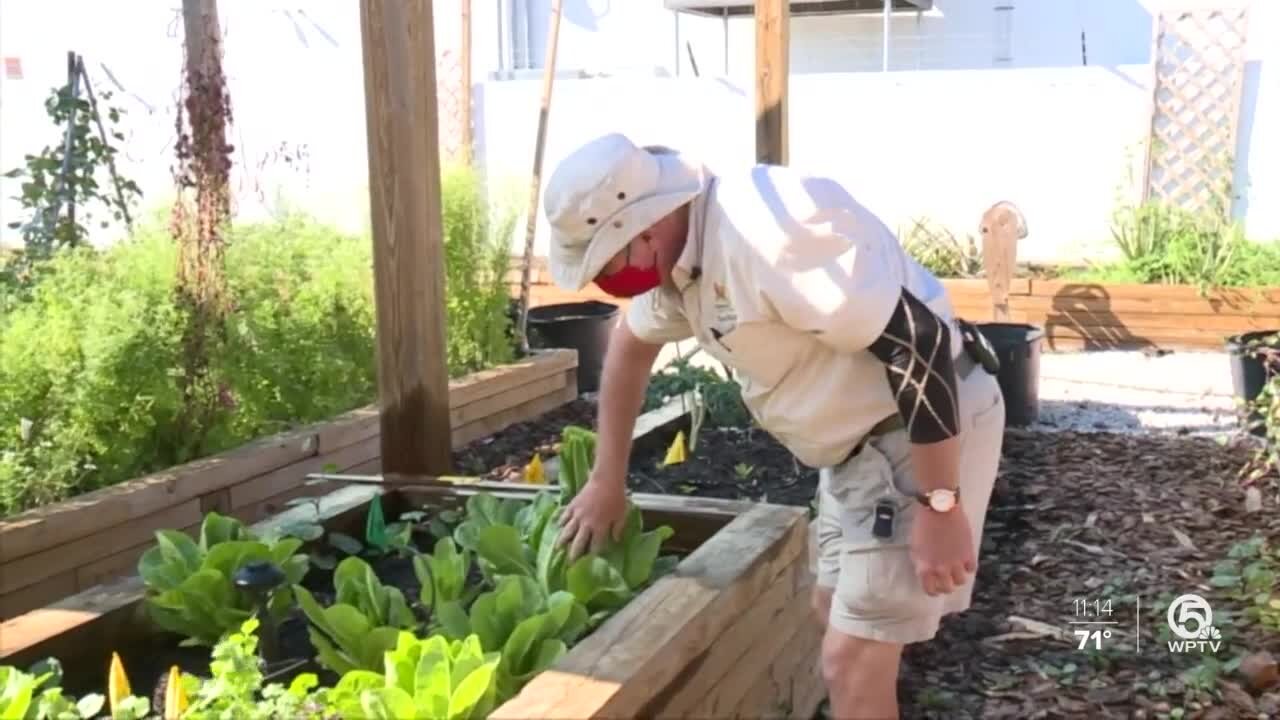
left=1142, top=4, right=1250, bottom=215
left=433, top=0, right=470, bottom=166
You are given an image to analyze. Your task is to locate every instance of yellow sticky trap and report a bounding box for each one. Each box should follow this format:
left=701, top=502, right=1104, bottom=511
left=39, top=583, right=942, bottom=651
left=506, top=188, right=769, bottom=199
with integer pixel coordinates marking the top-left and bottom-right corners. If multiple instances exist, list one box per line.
left=663, top=430, right=687, bottom=466
left=164, top=666, right=188, bottom=720
left=108, top=652, right=131, bottom=717
left=523, top=453, right=545, bottom=484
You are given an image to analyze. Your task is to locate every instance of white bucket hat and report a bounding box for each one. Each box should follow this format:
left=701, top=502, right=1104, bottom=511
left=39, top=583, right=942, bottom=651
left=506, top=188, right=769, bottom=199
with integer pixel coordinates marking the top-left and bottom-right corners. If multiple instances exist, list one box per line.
left=543, top=133, right=707, bottom=291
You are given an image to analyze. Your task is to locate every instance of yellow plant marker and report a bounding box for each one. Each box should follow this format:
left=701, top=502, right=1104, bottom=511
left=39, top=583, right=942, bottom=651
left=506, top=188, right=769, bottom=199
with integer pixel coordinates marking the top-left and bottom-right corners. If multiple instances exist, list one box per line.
left=523, top=453, right=545, bottom=484
left=164, top=666, right=188, bottom=720
left=108, top=652, right=131, bottom=718
left=663, top=430, right=687, bottom=466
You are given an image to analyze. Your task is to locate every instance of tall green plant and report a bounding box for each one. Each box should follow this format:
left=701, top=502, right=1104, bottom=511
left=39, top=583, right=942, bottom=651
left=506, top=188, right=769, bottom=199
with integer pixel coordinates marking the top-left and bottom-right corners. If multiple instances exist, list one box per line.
left=440, top=164, right=519, bottom=374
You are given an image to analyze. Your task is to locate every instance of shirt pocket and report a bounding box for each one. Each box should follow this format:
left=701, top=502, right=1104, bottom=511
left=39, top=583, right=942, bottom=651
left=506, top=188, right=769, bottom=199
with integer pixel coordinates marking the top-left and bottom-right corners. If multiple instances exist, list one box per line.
left=710, top=322, right=792, bottom=391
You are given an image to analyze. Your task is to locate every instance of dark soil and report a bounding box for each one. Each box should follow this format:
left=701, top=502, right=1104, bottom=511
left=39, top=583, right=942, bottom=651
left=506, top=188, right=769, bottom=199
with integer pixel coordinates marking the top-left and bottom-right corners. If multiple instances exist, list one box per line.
left=628, top=424, right=1280, bottom=719
left=626, top=425, right=819, bottom=506
left=452, top=397, right=598, bottom=480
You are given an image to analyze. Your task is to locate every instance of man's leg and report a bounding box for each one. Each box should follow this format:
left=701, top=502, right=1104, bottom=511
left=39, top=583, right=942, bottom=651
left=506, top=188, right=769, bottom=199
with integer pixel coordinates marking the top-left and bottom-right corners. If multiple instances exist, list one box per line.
left=817, top=368, right=1005, bottom=719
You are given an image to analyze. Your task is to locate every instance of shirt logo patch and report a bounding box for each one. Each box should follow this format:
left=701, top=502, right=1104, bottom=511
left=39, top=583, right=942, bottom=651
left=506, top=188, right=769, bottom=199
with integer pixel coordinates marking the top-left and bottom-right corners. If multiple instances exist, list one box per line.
left=711, top=282, right=737, bottom=336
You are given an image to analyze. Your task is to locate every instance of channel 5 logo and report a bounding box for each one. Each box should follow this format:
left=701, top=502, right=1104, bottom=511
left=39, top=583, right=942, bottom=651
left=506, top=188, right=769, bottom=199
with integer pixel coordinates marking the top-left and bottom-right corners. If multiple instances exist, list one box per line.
left=1166, top=593, right=1222, bottom=653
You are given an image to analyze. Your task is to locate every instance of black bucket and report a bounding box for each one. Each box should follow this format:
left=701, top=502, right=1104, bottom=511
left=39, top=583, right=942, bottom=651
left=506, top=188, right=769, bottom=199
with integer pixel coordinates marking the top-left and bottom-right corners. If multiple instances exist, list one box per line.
left=526, top=301, right=620, bottom=393
left=975, top=322, right=1045, bottom=427
left=1224, top=329, right=1280, bottom=438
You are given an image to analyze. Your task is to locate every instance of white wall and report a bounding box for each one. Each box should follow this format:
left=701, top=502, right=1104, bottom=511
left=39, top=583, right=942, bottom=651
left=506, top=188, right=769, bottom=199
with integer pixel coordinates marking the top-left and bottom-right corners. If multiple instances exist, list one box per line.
left=477, top=65, right=1156, bottom=264
left=1, top=0, right=1276, bottom=265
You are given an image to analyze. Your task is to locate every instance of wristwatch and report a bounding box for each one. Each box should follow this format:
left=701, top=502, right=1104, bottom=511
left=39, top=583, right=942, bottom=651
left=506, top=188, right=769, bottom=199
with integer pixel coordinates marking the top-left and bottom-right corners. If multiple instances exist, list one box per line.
left=916, top=488, right=960, bottom=513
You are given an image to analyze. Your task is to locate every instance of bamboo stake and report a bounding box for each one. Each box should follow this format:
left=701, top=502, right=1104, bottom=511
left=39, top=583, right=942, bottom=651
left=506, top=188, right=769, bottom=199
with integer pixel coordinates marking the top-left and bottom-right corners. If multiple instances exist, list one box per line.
left=515, top=0, right=564, bottom=354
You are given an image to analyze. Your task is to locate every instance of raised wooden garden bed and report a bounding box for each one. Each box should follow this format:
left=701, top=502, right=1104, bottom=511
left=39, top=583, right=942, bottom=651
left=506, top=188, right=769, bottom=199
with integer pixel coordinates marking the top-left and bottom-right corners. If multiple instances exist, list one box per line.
left=508, top=256, right=1280, bottom=353
left=943, top=278, right=1280, bottom=352
left=0, top=404, right=823, bottom=719
left=0, top=348, right=579, bottom=620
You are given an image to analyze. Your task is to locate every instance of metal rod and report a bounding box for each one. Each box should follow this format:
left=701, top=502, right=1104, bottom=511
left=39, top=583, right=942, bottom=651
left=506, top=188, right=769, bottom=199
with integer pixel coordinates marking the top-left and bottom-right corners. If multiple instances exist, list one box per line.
left=307, top=471, right=559, bottom=494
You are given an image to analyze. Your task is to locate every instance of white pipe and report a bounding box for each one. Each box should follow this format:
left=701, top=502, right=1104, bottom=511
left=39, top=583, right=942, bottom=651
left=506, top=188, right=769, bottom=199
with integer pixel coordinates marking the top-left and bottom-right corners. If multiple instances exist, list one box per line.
left=723, top=7, right=729, bottom=74
left=674, top=12, right=680, bottom=76
left=496, top=0, right=508, bottom=71
left=882, top=0, right=891, bottom=71
left=524, top=0, right=535, bottom=69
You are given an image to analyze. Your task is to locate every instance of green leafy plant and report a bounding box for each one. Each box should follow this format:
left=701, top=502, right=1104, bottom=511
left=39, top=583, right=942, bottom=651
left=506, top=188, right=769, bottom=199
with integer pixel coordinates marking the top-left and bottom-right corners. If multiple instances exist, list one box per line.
left=137, top=511, right=310, bottom=647
left=642, top=356, right=750, bottom=429
left=1209, top=536, right=1280, bottom=631
left=1, top=170, right=520, bottom=518
left=324, top=631, right=501, bottom=720
left=452, top=493, right=527, bottom=558
left=293, top=556, right=419, bottom=674
left=2, top=67, right=141, bottom=259
left=1234, top=333, right=1280, bottom=487
left=180, top=617, right=331, bottom=720
left=0, top=659, right=108, bottom=720
left=898, top=217, right=984, bottom=279
left=433, top=575, right=588, bottom=701
left=463, top=427, right=678, bottom=617
left=415, top=535, right=475, bottom=616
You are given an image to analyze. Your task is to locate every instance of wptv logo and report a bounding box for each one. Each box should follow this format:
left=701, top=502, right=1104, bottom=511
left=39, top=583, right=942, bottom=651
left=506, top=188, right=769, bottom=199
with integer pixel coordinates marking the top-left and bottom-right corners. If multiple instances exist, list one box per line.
left=1165, top=593, right=1222, bottom=653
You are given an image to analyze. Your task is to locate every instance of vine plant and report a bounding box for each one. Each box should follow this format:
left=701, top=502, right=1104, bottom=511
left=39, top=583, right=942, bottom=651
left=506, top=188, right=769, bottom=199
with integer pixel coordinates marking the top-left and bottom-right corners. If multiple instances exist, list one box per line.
left=2, top=60, right=141, bottom=261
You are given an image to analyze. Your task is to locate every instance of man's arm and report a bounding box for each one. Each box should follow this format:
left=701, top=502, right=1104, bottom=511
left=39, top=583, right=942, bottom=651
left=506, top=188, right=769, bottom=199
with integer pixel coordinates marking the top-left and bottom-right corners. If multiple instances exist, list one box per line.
left=864, top=287, right=962, bottom=494
left=591, top=319, right=663, bottom=487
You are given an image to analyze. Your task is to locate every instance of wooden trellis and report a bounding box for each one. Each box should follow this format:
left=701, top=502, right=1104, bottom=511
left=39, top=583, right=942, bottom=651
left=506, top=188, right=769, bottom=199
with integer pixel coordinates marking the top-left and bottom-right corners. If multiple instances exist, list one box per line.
left=1141, top=3, right=1251, bottom=215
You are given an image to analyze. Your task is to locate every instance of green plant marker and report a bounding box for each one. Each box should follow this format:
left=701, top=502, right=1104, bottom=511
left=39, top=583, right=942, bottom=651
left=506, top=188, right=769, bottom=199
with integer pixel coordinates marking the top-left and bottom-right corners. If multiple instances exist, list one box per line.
left=365, top=495, right=388, bottom=551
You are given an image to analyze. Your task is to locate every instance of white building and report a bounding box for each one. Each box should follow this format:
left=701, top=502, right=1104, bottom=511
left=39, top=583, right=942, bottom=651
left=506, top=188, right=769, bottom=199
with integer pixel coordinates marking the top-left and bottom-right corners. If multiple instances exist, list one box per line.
left=1, top=1, right=1276, bottom=263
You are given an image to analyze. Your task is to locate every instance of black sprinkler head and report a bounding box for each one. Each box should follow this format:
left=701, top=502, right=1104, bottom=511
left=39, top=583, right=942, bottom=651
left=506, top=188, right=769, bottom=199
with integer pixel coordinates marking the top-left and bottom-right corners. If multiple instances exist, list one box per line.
left=232, top=561, right=287, bottom=663
left=233, top=561, right=287, bottom=593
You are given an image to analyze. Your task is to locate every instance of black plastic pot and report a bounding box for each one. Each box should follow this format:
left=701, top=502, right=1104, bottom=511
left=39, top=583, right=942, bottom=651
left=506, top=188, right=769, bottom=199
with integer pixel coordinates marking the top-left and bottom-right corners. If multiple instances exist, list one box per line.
left=975, top=322, right=1045, bottom=428
left=1225, top=329, right=1280, bottom=438
left=526, top=301, right=620, bottom=393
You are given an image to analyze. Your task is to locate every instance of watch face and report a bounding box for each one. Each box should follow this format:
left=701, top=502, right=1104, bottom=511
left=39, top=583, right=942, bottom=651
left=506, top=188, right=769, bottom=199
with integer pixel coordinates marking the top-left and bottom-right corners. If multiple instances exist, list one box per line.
left=929, top=491, right=956, bottom=512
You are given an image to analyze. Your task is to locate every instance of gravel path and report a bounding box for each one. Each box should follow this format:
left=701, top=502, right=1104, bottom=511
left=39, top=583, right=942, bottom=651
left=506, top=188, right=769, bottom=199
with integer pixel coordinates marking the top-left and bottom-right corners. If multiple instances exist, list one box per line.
left=663, top=345, right=1255, bottom=439
left=1029, top=350, right=1245, bottom=437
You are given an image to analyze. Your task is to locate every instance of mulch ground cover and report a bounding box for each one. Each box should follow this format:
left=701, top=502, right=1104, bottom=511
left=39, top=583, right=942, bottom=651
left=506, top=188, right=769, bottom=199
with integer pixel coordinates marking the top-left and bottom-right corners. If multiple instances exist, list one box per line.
left=625, top=422, right=1280, bottom=720
left=74, top=393, right=1280, bottom=719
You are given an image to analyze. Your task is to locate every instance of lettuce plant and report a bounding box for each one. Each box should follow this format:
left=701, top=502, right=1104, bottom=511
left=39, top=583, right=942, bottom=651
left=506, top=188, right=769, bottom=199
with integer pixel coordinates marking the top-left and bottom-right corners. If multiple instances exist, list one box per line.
left=325, top=631, right=501, bottom=720
left=292, top=556, right=419, bottom=675
left=137, top=511, right=310, bottom=647
left=430, top=574, right=588, bottom=704
left=415, top=535, right=474, bottom=616
left=0, top=659, right=108, bottom=720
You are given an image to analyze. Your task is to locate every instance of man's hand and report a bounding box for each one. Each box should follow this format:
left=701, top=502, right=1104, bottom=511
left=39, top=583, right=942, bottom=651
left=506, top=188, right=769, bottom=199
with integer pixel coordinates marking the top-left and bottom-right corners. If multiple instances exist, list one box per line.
left=557, top=472, right=630, bottom=560
left=909, top=506, right=976, bottom=596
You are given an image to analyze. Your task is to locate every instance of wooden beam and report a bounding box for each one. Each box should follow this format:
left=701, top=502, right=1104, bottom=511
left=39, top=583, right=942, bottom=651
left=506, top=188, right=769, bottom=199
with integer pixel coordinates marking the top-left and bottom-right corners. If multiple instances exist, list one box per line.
left=754, top=0, right=789, bottom=164
left=358, top=0, right=453, bottom=475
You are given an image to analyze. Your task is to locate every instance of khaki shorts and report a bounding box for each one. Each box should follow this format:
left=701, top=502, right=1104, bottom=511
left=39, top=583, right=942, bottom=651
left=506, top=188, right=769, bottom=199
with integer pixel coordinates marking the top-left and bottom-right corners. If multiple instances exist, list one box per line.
left=810, top=367, right=1005, bottom=645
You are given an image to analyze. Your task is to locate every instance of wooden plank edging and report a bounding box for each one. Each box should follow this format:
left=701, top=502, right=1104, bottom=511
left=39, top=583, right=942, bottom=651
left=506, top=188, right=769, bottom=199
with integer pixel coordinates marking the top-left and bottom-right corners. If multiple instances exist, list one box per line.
left=0, top=388, right=690, bottom=660
left=0, top=349, right=577, bottom=570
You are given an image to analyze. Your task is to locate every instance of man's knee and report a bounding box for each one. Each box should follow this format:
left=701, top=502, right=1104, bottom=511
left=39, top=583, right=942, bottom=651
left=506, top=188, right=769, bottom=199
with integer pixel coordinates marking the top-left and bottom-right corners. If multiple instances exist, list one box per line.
left=820, top=628, right=903, bottom=690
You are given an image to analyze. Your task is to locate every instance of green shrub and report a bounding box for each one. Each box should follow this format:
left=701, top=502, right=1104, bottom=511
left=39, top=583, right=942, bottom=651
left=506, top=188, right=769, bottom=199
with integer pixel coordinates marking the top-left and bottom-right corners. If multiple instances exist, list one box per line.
left=0, top=167, right=518, bottom=516
left=1067, top=200, right=1280, bottom=290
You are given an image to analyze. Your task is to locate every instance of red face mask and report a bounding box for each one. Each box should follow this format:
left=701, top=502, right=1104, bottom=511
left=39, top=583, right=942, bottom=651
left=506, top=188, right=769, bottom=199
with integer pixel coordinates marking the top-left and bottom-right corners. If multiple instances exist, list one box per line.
left=594, top=264, right=660, bottom=298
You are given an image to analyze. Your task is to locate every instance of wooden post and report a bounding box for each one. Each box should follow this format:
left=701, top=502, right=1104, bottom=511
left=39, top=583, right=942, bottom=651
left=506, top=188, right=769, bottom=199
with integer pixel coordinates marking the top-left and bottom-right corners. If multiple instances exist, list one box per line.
left=460, top=0, right=473, bottom=165
left=755, top=0, right=788, bottom=165
left=359, top=0, right=453, bottom=475
left=980, top=201, right=1027, bottom=323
